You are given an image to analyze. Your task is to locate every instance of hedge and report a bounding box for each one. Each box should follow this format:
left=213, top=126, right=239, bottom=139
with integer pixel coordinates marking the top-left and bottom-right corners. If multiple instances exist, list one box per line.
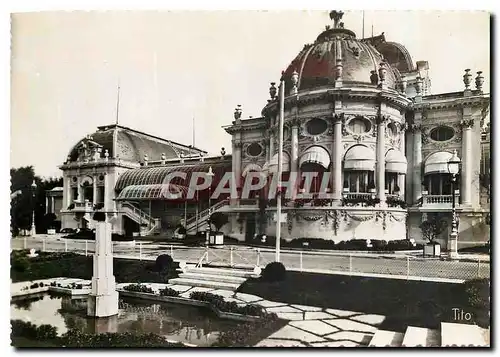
left=189, top=292, right=267, bottom=317
left=11, top=320, right=187, bottom=348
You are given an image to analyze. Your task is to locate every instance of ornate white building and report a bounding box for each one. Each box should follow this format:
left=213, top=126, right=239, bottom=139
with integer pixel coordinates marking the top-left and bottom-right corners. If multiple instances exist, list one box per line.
left=59, top=12, right=490, bottom=249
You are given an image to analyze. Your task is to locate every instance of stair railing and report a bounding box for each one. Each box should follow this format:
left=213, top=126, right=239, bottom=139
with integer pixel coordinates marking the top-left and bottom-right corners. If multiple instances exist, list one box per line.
left=185, top=199, right=229, bottom=228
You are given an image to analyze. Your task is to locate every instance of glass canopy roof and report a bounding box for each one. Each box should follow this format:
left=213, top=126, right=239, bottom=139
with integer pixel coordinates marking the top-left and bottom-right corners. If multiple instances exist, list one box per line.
left=115, top=184, right=190, bottom=201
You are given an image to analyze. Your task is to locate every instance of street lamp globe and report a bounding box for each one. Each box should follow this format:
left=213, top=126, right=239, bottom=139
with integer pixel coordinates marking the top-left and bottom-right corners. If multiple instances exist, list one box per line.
left=447, top=150, right=461, bottom=175
left=31, top=180, right=37, bottom=190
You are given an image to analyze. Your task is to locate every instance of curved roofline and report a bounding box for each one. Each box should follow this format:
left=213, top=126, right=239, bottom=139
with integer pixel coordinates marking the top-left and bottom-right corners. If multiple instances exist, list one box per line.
left=97, top=124, right=207, bottom=154
left=384, top=41, right=415, bottom=72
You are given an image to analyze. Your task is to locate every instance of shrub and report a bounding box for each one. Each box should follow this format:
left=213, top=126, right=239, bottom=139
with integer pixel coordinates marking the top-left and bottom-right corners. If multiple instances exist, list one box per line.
left=11, top=320, right=57, bottom=340
left=464, top=278, right=490, bottom=309
left=262, top=262, right=286, bottom=282
left=159, top=287, right=179, bottom=297
left=123, top=284, right=154, bottom=294
left=60, top=330, right=185, bottom=348
left=155, top=254, right=174, bottom=272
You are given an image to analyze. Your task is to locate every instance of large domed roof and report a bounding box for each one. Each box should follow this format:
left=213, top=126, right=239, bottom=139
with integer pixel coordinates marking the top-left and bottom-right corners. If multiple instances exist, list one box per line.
left=282, top=11, right=400, bottom=92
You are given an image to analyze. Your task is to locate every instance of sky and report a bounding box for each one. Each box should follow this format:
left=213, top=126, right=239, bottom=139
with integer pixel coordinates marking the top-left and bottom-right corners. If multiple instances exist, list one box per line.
left=10, top=10, right=490, bottom=178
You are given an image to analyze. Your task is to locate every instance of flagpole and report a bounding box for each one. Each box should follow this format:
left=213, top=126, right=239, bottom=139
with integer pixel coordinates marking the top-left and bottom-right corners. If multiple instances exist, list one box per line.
left=275, top=75, right=285, bottom=263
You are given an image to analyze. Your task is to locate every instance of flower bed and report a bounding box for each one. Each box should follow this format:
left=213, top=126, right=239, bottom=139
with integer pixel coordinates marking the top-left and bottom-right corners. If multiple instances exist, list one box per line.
left=189, top=292, right=267, bottom=317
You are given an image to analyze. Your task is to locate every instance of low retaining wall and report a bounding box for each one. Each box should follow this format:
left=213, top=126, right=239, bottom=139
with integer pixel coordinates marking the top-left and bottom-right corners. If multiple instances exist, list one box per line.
left=118, top=289, right=261, bottom=323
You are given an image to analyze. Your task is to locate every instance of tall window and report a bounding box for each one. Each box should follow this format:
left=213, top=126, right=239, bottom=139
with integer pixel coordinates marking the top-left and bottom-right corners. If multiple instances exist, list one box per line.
left=385, top=172, right=399, bottom=194
left=345, top=171, right=374, bottom=193
left=426, top=174, right=453, bottom=195
left=71, top=187, right=78, bottom=202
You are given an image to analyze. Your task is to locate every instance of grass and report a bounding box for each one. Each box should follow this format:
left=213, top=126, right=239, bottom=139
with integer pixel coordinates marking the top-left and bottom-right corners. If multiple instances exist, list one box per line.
left=11, top=251, right=178, bottom=284
left=238, top=271, right=490, bottom=331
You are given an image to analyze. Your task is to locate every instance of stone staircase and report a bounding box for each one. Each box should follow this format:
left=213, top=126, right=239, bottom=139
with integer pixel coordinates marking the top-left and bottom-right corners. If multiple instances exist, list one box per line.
left=369, top=322, right=488, bottom=347
left=169, top=265, right=260, bottom=291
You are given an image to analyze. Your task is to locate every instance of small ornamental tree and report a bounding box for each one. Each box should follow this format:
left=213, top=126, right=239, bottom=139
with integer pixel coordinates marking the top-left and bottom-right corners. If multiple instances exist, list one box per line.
left=420, top=215, right=447, bottom=244
left=209, top=212, right=229, bottom=233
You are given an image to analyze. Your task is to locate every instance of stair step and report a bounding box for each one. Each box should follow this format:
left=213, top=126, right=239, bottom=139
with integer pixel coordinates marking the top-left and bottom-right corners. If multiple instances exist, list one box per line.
left=179, top=272, right=246, bottom=284
left=183, top=267, right=258, bottom=278
left=168, top=277, right=240, bottom=291
left=402, top=326, right=440, bottom=347
left=369, top=330, right=405, bottom=347
left=441, top=322, right=488, bottom=347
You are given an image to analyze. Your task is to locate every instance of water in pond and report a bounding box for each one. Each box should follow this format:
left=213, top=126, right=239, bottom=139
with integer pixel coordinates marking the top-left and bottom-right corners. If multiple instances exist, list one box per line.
left=11, top=293, right=240, bottom=347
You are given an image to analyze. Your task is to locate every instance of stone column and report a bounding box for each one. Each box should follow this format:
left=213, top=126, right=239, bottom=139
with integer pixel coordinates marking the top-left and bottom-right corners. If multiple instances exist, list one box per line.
left=45, top=196, right=49, bottom=214
left=376, top=116, right=386, bottom=203
left=51, top=197, right=55, bottom=214
left=332, top=114, right=343, bottom=203
left=234, top=142, right=242, bottom=191
left=65, top=177, right=72, bottom=207
left=87, top=221, right=119, bottom=317
left=76, top=176, right=82, bottom=201
left=290, top=121, right=299, bottom=200
left=93, top=175, right=98, bottom=205
left=411, top=121, right=422, bottom=203
left=398, top=125, right=406, bottom=198
left=268, top=129, right=275, bottom=161
left=461, top=119, right=473, bottom=206
left=103, top=173, right=109, bottom=211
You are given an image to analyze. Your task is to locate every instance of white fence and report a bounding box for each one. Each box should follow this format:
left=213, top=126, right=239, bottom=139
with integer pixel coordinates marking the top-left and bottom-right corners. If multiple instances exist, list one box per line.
left=12, top=236, right=490, bottom=281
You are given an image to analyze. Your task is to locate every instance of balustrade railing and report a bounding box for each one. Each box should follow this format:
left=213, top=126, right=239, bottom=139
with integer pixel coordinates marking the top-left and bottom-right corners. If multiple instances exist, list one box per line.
left=423, top=194, right=460, bottom=205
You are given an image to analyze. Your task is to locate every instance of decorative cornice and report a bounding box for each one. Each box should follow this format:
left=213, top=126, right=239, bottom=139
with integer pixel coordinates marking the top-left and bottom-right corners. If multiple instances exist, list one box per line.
left=460, top=118, right=475, bottom=129
left=407, top=124, right=422, bottom=133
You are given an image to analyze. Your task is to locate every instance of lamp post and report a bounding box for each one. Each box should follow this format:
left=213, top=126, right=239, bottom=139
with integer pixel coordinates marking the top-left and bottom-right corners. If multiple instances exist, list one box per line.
left=30, top=180, right=37, bottom=236
left=206, top=166, right=215, bottom=245
left=447, top=150, right=461, bottom=259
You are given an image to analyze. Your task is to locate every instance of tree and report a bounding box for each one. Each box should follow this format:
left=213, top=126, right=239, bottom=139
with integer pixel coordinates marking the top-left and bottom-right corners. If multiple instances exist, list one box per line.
left=420, top=214, right=447, bottom=244
left=10, top=166, right=63, bottom=236
left=209, top=212, right=229, bottom=233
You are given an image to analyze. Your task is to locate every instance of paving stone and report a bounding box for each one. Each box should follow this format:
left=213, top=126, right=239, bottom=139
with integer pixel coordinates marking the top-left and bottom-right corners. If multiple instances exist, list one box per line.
left=290, top=320, right=340, bottom=336
left=255, top=339, right=307, bottom=347
left=290, top=304, right=324, bottom=312
left=323, top=319, right=378, bottom=334
left=266, top=305, right=302, bottom=314
left=234, top=292, right=263, bottom=303
left=210, top=290, right=236, bottom=298
left=304, top=311, right=336, bottom=320
left=350, top=314, right=386, bottom=326
left=268, top=325, right=326, bottom=343
left=254, top=299, right=287, bottom=308
left=324, top=308, right=359, bottom=317
left=325, top=331, right=373, bottom=344
left=312, top=340, right=360, bottom=347
left=273, top=312, right=305, bottom=321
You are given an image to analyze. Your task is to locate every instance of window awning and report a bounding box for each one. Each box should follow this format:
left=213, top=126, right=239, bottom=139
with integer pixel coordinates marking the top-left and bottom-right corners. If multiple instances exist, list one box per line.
left=424, top=151, right=455, bottom=174
left=242, top=163, right=262, bottom=177
left=263, top=152, right=290, bottom=174
left=299, top=146, right=331, bottom=169
left=344, top=145, right=375, bottom=171
left=385, top=149, right=408, bottom=174
left=115, top=184, right=190, bottom=201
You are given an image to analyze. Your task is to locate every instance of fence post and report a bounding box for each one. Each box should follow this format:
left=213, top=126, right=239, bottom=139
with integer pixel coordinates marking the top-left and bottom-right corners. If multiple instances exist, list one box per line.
left=230, top=246, right=234, bottom=267
left=170, top=245, right=173, bottom=258
left=139, top=242, right=142, bottom=261
left=349, top=254, right=353, bottom=275
left=406, top=256, right=410, bottom=280
left=205, top=246, right=209, bottom=265
left=23, top=236, right=27, bottom=249
left=65, top=239, right=68, bottom=252
left=477, top=258, right=481, bottom=278
left=85, top=240, right=88, bottom=256
left=300, top=251, right=303, bottom=272
left=42, top=237, right=46, bottom=252
left=256, top=248, right=260, bottom=267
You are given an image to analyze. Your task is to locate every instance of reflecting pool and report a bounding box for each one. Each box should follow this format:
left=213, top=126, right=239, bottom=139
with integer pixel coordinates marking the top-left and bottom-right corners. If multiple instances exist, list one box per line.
left=11, top=293, right=240, bottom=347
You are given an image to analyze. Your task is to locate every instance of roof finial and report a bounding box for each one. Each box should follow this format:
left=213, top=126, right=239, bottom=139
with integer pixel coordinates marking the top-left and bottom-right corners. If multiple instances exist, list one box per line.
left=329, top=10, right=344, bottom=29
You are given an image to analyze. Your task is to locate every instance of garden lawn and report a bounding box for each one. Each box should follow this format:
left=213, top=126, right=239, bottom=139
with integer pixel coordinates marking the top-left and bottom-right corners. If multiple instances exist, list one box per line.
left=237, top=271, right=490, bottom=331
left=11, top=251, right=178, bottom=284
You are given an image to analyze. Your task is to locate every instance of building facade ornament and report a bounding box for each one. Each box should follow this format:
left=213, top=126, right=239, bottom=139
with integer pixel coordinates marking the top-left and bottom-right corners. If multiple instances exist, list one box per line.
left=463, top=69, right=472, bottom=89
left=460, top=118, right=475, bottom=129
